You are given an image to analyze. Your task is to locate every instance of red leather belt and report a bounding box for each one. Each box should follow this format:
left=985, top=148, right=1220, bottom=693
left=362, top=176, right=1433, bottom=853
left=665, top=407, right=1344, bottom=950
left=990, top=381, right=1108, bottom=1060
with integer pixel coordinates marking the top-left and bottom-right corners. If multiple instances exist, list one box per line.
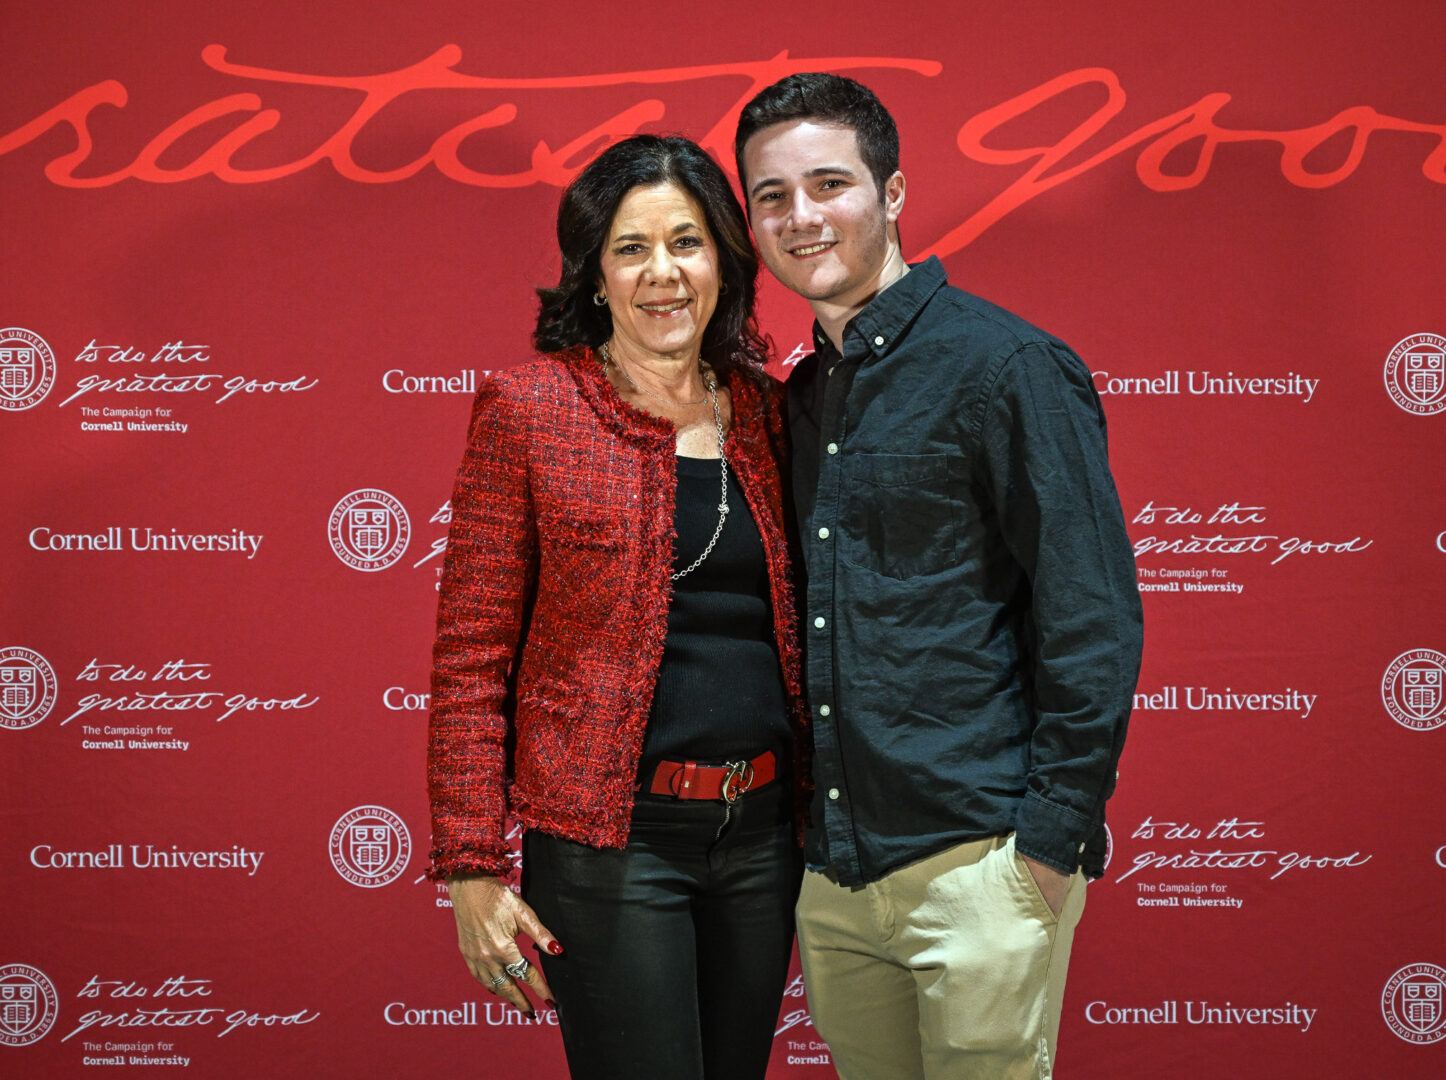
left=648, top=750, right=777, bottom=803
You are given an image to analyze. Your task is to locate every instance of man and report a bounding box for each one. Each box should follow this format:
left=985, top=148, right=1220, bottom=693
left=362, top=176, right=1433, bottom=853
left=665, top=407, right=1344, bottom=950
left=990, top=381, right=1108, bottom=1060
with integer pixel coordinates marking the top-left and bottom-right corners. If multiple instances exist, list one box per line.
left=735, top=74, right=1144, bottom=1079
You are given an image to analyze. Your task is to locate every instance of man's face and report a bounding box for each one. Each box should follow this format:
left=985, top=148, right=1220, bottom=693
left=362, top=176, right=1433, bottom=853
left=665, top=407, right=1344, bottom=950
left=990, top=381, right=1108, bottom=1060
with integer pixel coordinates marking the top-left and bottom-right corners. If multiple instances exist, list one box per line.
left=741, top=119, right=902, bottom=305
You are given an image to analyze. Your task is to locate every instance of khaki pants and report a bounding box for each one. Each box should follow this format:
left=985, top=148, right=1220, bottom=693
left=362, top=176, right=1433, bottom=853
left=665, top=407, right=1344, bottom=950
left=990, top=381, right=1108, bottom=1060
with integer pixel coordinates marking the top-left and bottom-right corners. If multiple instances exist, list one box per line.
left=796, top=832, right=1086, bottom=1080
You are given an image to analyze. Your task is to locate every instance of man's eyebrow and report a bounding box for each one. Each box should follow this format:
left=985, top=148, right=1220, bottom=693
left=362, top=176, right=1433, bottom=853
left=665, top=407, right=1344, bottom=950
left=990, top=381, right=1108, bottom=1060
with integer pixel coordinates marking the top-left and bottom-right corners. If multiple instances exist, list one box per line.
left=749, top=166, right=857, bottom=198
left=611, top=222, right=699, bottom=243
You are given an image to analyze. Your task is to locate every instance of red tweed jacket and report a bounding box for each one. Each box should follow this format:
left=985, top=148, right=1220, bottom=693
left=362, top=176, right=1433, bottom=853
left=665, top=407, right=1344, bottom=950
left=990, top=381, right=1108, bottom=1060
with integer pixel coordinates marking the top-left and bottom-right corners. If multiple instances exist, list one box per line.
left=425, top=346, right=809, bottom=880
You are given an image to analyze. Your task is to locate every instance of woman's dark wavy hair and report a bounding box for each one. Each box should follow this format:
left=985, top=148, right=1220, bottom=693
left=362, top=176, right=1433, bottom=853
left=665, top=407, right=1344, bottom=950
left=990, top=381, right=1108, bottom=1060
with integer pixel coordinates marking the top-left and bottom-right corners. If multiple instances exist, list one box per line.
left=533, top=134, right=769, bottom=378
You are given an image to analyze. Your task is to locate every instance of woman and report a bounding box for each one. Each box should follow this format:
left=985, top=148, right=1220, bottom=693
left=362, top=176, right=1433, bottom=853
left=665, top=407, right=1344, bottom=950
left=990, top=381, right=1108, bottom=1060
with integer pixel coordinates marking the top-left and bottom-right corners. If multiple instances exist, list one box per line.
left=426, top=134, right=809, bottom=1080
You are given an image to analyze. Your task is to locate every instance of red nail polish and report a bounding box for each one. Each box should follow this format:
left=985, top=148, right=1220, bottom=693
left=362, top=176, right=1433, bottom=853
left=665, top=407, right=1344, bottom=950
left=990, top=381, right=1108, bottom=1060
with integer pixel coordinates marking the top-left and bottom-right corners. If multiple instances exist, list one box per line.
left=547, top=941, right=565, bottom=956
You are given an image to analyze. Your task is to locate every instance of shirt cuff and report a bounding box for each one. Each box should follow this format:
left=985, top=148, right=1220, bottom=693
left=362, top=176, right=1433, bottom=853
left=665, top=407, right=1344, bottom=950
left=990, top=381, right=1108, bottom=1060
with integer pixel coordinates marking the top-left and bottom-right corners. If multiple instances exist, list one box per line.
left=1014, top=791, right=1094, bottom=875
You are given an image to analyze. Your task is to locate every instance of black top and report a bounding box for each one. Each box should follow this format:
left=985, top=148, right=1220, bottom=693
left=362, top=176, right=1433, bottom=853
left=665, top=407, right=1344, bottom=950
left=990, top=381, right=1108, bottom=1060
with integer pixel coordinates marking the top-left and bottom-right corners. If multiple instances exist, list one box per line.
left=637, top=453, right=791, bottom=780
left=788, top=256, right=1144, bottom=885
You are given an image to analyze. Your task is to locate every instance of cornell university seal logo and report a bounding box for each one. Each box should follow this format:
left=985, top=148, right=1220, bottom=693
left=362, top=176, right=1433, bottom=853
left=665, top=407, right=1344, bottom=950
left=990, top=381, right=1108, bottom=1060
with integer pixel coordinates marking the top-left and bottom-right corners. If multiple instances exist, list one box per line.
left=1384, top=333, right=1446, bottom=416
left=0, top=964, right=58, bottom=1046
left=1381, top=649, right=1446, bottom=731
left=0, top=648, right=59, bottom=732
left=1381, top=963, right=1446, bottom=1044
left=329, top=805, right=411, bottom=887
left=328, top=489, right=411, bottom=572
left=0, top=328, right=56, bottom=412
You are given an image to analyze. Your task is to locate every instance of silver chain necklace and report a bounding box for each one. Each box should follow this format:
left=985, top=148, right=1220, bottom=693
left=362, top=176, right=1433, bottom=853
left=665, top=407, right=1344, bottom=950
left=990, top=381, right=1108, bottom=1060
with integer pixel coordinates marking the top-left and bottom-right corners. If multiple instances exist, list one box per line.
left=599, top=342, right=729, bottom=580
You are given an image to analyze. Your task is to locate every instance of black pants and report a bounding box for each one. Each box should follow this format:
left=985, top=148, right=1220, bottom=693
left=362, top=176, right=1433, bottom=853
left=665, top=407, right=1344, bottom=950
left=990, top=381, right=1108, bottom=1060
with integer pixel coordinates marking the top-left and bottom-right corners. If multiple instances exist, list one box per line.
left=522, top=783, right=802, bottom=1080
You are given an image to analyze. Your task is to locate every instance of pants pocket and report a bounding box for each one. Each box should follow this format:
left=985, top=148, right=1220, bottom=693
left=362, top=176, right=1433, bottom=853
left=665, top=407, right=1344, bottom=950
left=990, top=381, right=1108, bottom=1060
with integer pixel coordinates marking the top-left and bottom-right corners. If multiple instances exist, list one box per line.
left=1005, top=832, right=1061, bottom=925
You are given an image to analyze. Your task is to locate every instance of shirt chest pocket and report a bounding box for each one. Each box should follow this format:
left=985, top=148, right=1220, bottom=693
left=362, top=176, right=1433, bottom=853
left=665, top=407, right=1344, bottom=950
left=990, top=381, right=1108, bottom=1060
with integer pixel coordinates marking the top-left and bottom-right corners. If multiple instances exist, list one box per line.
left=840, top=452, right=964, bottom=579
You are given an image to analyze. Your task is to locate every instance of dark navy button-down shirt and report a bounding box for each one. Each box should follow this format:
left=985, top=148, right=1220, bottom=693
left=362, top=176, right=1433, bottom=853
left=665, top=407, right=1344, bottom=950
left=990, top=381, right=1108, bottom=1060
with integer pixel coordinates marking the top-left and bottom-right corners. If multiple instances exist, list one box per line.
left=788, top=256, right=1143, bottom=885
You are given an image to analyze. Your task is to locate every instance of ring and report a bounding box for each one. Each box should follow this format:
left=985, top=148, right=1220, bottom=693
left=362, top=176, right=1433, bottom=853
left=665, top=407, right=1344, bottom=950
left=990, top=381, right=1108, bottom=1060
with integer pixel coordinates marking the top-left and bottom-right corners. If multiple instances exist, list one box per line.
left=488, top=972, right=509, bottom=989
left=504, top=958, right=531, bottom=980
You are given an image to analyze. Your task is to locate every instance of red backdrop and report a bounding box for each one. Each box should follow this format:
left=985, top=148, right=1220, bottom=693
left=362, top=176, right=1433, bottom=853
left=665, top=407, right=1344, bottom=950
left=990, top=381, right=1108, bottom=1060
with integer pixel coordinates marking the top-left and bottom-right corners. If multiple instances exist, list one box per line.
left=3, top=2, right=1443, bottom=1076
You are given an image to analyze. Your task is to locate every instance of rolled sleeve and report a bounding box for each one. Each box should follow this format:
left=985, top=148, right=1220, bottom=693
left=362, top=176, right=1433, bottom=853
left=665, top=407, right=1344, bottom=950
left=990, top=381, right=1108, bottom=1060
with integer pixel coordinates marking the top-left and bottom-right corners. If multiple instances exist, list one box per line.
left=979, top=342, right=1144, bottom=873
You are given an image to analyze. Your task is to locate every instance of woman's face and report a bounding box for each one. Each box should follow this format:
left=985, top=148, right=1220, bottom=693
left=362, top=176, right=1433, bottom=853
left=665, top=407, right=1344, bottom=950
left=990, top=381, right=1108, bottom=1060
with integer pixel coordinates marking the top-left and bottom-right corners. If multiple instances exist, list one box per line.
left=597, top=182, right=721, bottom=361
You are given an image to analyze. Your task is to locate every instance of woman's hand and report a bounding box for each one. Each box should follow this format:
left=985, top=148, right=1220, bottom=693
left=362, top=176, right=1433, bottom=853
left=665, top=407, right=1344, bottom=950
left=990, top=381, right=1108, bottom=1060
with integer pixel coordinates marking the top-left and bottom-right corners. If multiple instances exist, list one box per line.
left=447, top=875, right=562, bottom=1015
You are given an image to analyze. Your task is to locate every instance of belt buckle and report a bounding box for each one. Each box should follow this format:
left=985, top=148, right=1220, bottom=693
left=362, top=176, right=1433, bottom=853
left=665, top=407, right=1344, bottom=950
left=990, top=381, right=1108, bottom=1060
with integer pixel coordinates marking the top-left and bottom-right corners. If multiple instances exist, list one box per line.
left=720, top=759, right=755, bottom=805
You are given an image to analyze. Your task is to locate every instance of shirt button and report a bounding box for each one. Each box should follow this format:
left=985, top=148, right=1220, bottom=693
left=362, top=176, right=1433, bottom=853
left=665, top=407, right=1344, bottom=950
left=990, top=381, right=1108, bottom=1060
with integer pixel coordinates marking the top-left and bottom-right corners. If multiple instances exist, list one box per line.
left=813, top=616, right=826, bottom=629
left=818, top=704, right=831, bottom=716
left=1078, top=842, right=1087, bottom=853
left=826, top=442, right=838, bottom=455
left=828, top=788, right=840, bottom=800
left=818, top=527, right=830, bottom=539
left=873, top=335, right=885, bottom=347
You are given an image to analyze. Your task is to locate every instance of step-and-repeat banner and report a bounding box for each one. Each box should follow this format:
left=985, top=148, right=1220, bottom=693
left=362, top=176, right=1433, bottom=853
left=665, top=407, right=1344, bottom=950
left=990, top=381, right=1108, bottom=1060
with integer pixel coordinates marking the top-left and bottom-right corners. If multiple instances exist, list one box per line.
left=3, top=2, right=1442, bottom=1076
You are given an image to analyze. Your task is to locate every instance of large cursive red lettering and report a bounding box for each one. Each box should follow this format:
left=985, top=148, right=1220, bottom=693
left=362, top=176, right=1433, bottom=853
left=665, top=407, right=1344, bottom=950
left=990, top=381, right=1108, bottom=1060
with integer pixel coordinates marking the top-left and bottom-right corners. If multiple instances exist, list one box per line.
left=0, top=47, right=940, bottom=188
left=3, top=50, right=1441, bottom=255
left=921, top=67, right=1446, bottom=258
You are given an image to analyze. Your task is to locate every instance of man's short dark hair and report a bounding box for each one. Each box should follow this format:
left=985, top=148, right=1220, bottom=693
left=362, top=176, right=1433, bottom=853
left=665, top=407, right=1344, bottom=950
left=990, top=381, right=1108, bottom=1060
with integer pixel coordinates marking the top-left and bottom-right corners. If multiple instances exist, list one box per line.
left=734, top=73, right=900, bottom=198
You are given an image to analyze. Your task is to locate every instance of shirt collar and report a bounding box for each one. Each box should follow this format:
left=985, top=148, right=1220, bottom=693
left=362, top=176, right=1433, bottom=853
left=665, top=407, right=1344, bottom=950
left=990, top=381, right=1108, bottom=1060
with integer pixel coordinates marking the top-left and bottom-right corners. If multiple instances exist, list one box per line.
left=809, top=256, right=948, bottom=362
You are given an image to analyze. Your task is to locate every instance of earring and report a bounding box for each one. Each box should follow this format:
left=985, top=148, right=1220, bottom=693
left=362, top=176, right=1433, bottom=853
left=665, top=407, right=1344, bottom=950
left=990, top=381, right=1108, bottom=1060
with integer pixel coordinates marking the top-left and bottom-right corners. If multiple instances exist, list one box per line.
left=719, top=282, right=729, bottom=294
left=593, top=292, right=607, bottom=306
